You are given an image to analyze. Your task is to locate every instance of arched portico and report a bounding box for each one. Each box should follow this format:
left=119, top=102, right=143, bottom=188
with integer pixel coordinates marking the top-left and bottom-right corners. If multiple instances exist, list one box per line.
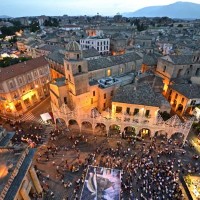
left=176, top=104, right=184, bottom=114
left=138, top=128, right=151, bottom=138
left=94, top=123, right=106, bottom=135
left=68, top=119, right=79, bottom=131
left=109, top=124, right=121, bottom=137
left=170, top=132, right=184, bottom=144
left=154, top=130, right=167, bottom=140
left=81, top=121, right=93, bottom=133
left=123, top=126, right=136, bottom=138
left=55, top=118, right=67, bottom=128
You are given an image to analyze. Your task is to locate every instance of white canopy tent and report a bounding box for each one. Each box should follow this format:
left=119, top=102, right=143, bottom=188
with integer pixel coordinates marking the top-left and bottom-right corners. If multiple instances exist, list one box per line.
left=40, top=113, right=52, bottom=122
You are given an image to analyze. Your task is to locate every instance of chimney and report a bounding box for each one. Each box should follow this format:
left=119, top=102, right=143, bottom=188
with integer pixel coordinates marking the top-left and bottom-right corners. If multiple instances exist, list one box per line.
left=134, top=77, right=138, bottom=91
left=152, top=76, right=156, bottom=89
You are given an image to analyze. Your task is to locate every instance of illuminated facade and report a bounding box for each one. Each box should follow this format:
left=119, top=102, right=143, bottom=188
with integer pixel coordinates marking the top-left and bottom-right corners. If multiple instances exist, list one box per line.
left=0, top=56, right=50, bottom=117
left=50, top=42, right=193, bottom=141
left=0, top=148, right=43, bottom=200
left=166, top=83, right=200, bottom=116
left=50, top=41, right=142, bottom=113
left=156, top=54, right=200, bottom=95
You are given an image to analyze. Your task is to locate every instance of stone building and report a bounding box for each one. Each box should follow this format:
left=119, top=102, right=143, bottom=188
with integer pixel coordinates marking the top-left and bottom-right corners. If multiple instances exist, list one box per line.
left=141, top=53, right=162, bottom=73
left=134, top=35, right=153, bottom=48
left=166, top=83, right=200, bottom=116
left=0, top=147, right=43, bottom=200
left=50, top=41, right=142, bottom=113
left=110, top=33, right=127, bottom=55
left=0, top=57, right=50, bottom=117
left=156, top=54, right=200, bottom=95
left=80, top=36, right=110, bottom=55
left=46, top=48, right=100, bottom=80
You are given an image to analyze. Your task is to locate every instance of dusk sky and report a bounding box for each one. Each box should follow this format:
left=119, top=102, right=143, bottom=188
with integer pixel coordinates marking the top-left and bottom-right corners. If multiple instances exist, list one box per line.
left=1, top=0, right=200, bottom=17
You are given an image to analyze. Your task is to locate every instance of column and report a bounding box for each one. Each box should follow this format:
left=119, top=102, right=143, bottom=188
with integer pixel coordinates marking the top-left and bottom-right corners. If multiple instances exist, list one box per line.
left=20, top=187, right=31, bottom=200
left=29, top=167, right=43, bottom=194
left=79, top=124, right=82, bottom=133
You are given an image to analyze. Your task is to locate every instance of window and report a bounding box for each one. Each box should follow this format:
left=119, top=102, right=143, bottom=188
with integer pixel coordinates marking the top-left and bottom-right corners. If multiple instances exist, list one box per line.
left=181, top=98, right=184, bottom=103
left=126, top=107, right=130, bottom=114
left=93, top=91, right=95, bottom=96
left=195, top=68, right=200, bottom=76
left=77, top=54, right=79, bottom=59
left=163, top=66, right=166, bottom=72
left=134, top=108, right=139, bottom=115
left=145, top=110, right=150, bottom=117
left=120, top=68, right=124, bottom=74
left=68, top=74, right=71, bottom=82
left=18, top=78, right=23, bottom=84
left=34, top=71, right=38, bottom=77
left=67, top=64, right=69, bottom=70
left=78, top=65, right=82, bottom=73
left=27, top=74, right=31, bottom=81
left=110, top=91, right=113, bottom=96
left=175, top=93, right=178, bottom=99
left=64, top=97, right=67, bottom=104
left=103, top=103, right=106, bottom=108
left=9, top=82, right=14, bottom=89
left=91, top=98, right=93, bottom=104
left=116, top=106, right=122, bottom=113
left=190, top=100, right=196, bottom=106
left=107, top=69, right=111, bottom=77
left=104, top=93, right=106, bottom=99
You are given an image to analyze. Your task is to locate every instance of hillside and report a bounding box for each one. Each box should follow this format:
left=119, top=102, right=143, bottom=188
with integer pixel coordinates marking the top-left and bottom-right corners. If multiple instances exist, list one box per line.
left=123, top=1, right=200, bottom=19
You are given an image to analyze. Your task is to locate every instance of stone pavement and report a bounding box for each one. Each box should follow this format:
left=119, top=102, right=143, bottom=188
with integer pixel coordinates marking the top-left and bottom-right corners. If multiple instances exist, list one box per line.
left=33, top=128, right=200, bottom=200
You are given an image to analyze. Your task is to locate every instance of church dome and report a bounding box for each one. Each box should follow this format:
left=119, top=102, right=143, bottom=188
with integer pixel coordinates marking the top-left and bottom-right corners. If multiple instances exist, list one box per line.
left=66, top=41, right=81, bottom=52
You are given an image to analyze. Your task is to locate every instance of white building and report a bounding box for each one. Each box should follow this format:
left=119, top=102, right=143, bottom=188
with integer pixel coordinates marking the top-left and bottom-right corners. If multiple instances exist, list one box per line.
left=59, top=25, right=81, bottom=31
left=80, top=36, right=110, bottom=55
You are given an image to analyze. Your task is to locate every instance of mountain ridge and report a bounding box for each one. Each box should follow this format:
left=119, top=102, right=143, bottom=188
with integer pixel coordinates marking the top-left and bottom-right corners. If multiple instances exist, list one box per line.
left=123, top=1, right=200, bottom=19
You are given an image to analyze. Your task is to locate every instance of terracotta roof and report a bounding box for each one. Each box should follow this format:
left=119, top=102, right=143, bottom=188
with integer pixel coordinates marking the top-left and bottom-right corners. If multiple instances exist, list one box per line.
left=169, top=83, right=200, bottom=99
left=0, top=56, right=48, bottom=82
left=112, top=83, right=161, bottom=107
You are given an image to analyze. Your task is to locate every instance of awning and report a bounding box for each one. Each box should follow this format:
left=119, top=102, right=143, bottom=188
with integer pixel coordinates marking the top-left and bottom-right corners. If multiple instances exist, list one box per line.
left=40, top=113, right=52, bottom=121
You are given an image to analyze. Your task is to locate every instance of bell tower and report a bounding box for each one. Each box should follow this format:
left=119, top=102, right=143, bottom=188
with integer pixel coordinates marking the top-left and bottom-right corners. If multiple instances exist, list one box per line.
left=64, top=41, right=89, bottom=108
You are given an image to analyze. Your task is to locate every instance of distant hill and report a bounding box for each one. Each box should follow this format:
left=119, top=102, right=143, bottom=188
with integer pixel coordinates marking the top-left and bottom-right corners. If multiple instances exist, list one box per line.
left=0, top=15, right=11, bottom=19
left=123, top=1, right=200, bottom=19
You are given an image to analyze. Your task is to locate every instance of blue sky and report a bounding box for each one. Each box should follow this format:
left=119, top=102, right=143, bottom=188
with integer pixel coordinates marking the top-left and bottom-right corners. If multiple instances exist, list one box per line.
left=1, top=0, right=200, bottom=17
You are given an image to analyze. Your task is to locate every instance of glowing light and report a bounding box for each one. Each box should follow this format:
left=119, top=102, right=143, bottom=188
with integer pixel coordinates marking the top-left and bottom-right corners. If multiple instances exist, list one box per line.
left=0, top=165, right=8, bottom=179
left=22, top=90, right=34, bottom=101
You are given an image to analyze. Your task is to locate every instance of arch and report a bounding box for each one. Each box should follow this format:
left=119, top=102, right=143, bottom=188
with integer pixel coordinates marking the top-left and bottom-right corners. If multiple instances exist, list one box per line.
left=68, top=119, right=78, bottom=125
left=78, top=65, right=82, bottom=73
left=138, top=128, right=151, bottom=138
left=123, top=126, right=136, bottom=138
left=154, top=130, right=167, bottom=140
left=109, top=124, right=121, bottom=137
left=94, top=123, right=107, bottom=135
left=55, top=118, right=67, bottom=128
left=170, top=132, right=184, bottom=141
left=81, top=121, right=93, bottom=130
left=176, top=104, right=183, bottom=113
left=68, top=119, right=79, bottom=130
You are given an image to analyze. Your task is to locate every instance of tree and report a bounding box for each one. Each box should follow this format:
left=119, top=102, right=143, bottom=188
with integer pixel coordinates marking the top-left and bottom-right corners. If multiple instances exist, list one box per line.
left=177, top=24, right=183, bottom=28
left=29, top=20, right=40, bottom=32
left=44, top=17, right=59, bottom=27
left=159, top=111, right=171, bottom=121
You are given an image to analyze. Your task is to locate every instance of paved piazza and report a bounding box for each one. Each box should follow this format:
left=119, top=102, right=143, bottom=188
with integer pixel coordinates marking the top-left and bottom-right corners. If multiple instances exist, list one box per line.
left=32, top=125, right=200, bottom=200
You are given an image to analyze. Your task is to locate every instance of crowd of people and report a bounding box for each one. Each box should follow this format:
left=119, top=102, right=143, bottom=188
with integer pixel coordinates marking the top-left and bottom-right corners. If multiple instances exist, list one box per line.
left=3, top=119, right=45, bottom=147
left=33, top=126, right=199, bottom=200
